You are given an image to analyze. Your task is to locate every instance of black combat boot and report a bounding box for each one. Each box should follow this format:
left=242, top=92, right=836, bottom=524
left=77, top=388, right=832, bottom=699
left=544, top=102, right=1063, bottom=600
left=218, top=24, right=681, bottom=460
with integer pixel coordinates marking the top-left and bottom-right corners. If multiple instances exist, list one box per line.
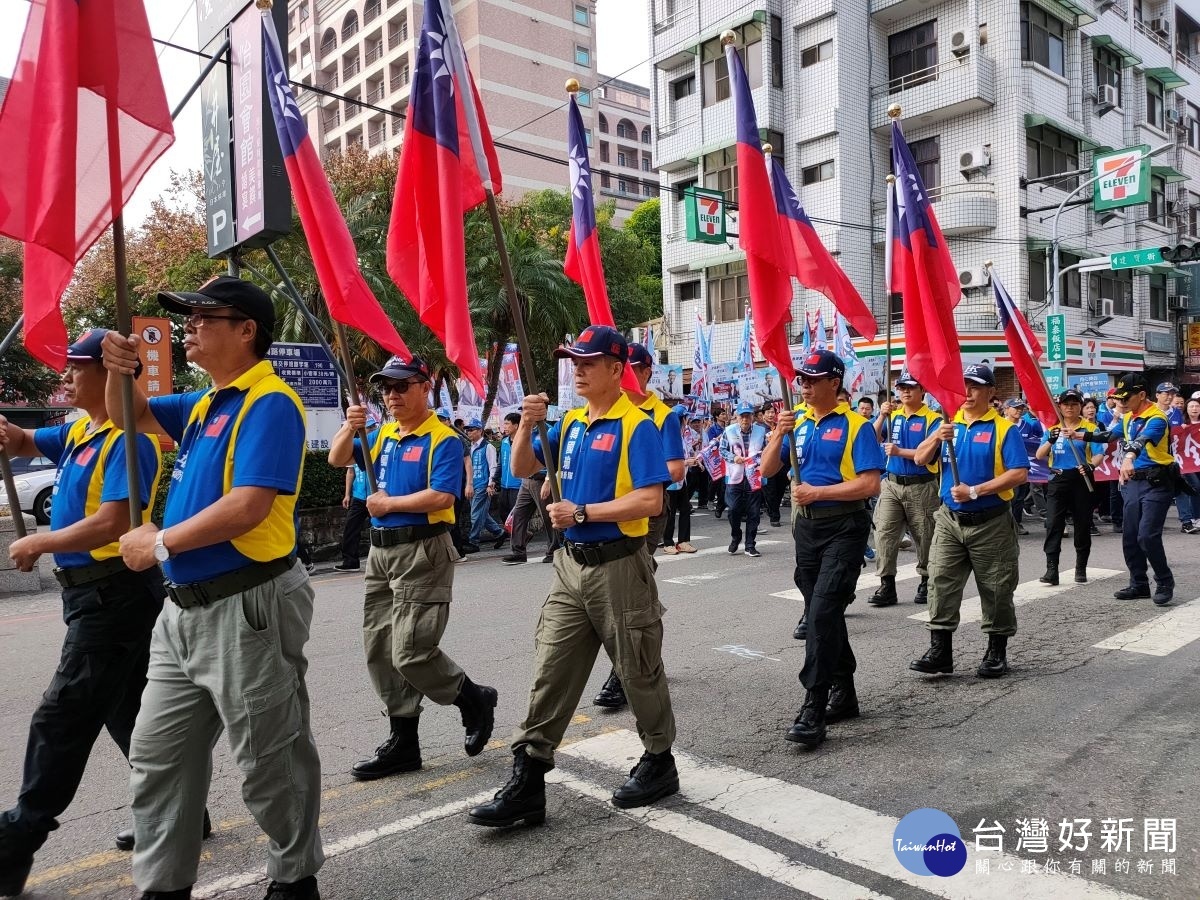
left=909, top=630, right=953, bottom=674
left=1114, top=584, right=1151, bottom=600
left=468, top=752, right=551, bottom=827
left=0, top=823, right=49, bottom=898
left=1074, top=550, right=1089, bottom=584
left=351, top=715, right=422, bottom=780
left=913, top=577, right=929, bottom=605
left=116, top=809, right=212, bottom=852
left=785, top=687, right=829, bottom=748
left=1153, top=580, right=1175, bottom=607
left=454, top=676, right=499, bottom=757
left=611, top=749, right=680, bottom=808
left=793, top=608, right=808, bottom=640
left=868, top=576, right=898, bottom=607
left=976, top=634, right=1009, bottom=678
left=825, top=679, right=860, bottom=724
left=1039, top=553, right=1059, bottom=585
left=262, top=876, right=319, bottom=899
left=593, top=670, right=627, bottom=709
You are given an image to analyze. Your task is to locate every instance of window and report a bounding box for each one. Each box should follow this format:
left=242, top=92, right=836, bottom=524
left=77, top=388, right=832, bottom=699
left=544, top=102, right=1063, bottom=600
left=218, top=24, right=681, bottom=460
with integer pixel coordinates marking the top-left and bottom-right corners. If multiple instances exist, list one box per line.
left=889, top=20, right=938, bottom=91
left=1149, top=274, right=1168, bottom=320
left=618, top=178, right=630, bottom=194
left=1089, top=270, right=1133, bottom=316
left=585, top=128, right=592, bottom=147
left=1030, top=251, right=1081, bottom=307
left=642, top=126, right=651, bottom=144
left=576, top=45, right=591, bottom=66
left=1146, top=76, right=1165, bottom=130
left=341, top=10, right=359, bottom=41
left=599, top=142, right=609, bottom=163
left=617, top=150, right=628, bottom=167
left=598, top=113, right=609, bottom=133
left=674, top=178, right=697, bottom=217
left=701, top=21, right=763, bottom=106
left=1026, top=124, right=1079, bottom=189
left=321, top=28, right=337, bottom=55
left=617, top=119, right=635, bottom=139
left=600, top=172, right=610, bottom=188
left=771, top=15, right=783, bottom=88
left=909, top=136, right=941, bottom=193
left=643, top=182, right=657, bottom=197
left=1021, top=2, right=1065, bottom=76
left=801, top=40, right=833, bottom=68
left=1190, top=191, right=1200, bottom=237
left=642, top=156, right=651, bottom=172
left=671, top=76, right=695, bottom=101
left=578, top=90, right=591, bottom=107
left=1148, top=174, right=1167, bottom=224
left=1094, top=46, right=1122, bottom=107
left=703, top=146, right=738, bottom=204
left=1187, top=102, right=1200, bottom=150
left=678, top=281, right=702, bottom=306
left=706, top=261, right=750, bottom=323
left=300, top=3, right=309, bottom=20
left=574, top=4, right=589, bottom=25
left=802, top=160, right=835, bottom=185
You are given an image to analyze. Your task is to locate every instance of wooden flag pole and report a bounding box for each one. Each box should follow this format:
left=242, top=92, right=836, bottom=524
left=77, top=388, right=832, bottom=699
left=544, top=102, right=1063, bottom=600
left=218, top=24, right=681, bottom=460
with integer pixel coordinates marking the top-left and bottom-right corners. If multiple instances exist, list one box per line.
left=883, top=173, right=896, bottom=438
left=331, top=321, right=380, bottom=495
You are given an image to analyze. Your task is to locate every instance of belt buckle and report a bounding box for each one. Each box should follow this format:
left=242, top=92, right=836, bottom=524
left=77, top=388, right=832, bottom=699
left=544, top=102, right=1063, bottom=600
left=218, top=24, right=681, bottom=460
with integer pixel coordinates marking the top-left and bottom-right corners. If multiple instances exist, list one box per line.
left=582, top=545, right=601, bottom=566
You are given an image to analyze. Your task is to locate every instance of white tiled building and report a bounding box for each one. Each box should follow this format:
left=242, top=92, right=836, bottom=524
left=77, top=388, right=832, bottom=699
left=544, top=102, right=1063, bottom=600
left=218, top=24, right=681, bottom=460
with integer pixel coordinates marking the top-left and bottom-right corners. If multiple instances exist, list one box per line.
left=651, top=0, right=1200, bottom=394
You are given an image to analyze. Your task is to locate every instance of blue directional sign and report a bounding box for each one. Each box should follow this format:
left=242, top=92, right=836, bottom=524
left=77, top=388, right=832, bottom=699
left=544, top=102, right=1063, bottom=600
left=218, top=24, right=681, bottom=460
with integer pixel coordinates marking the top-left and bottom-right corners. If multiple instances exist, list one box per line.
left=266, top=342, right=340, bottom=409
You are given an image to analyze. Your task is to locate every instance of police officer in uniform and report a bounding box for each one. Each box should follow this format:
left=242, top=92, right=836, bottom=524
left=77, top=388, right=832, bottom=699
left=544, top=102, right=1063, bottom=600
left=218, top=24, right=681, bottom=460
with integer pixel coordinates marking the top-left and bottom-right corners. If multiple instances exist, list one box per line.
left=1078, top=373, right=1177, bottom=605
left=329, top=355, right=498, bottom=781
left=0, top=331, right=165, bottom=898
left=1035, top=388, right=1095, bottom=585
left=761, top=350, right=884, bottom=749
left=468, top=326, right=676, bottom=827
left=869, top=370, right=942, bottom=606
left=102, top=276, right=323, bottom=900
left=592, top=341, right=684, bottom=711
left=909, top=364, right=1029, bottom=680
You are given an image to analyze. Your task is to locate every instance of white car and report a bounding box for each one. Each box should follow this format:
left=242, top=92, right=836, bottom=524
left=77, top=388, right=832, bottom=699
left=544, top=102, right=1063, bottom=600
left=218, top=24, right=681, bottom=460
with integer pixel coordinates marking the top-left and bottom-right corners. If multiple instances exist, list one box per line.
left=0, top=458, right=57, bottom=525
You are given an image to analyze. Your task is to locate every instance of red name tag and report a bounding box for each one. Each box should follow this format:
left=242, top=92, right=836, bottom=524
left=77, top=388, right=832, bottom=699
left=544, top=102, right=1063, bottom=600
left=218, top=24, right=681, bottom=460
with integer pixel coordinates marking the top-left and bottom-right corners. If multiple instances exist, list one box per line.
left=973, top=431, right=991, bottom=444
left=75, top=446, right=96, bottom=466
left=205, top=414, right=230, bottom=437
left=402, top=446, right=422, bottom=462
left=591, top=432, right=616, bottom=452
left=821, top=428, right=844, bottom=441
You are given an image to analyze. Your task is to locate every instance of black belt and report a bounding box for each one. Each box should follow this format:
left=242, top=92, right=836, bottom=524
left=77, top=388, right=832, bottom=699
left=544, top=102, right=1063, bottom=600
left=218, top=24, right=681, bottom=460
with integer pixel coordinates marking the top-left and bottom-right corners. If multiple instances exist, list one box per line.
left=54, top=556, right=131, bottom=589
left=563, top=536, right=643, bottom=567
left=1129, top=465, right=1170, bottom=482
left=166, top=556, right=295, bottom=609
left=795, top=500, right=867, bottom=520
left=370, top=523, right=449, bottom=547
left=945, top=504, right=1009, bottom=527
left=887, top=473, right=936, bottom=486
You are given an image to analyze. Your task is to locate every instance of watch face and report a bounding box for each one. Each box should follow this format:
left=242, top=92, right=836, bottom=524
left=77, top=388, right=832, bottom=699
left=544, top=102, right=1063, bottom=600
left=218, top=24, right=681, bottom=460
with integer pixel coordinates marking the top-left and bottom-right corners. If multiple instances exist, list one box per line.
left=574, top=508, right=586, bottom=523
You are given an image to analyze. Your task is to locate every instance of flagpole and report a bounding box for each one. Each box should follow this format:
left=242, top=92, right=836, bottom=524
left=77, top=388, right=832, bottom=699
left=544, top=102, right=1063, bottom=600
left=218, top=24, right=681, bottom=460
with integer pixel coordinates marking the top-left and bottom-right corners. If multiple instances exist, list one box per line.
left=0, top=312, right=28, bottom=536
left=884, top=172, right=896, bottom=435
left=762, top=144, right=801, bottom=483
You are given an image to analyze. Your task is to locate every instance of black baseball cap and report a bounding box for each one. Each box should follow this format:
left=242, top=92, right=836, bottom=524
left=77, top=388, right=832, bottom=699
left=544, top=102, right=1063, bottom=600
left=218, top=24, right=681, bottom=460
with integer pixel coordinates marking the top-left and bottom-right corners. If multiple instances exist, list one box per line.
left=369, top=354, right=432, bottom=384
left=627, top=342, right=655, bottom=368
left=1058, top=389, right=1084, bottom=404
left=553, top=325, right=628, bottom=362
left=68, top=328, right=143, bottom=378
left=1111, top=373, right=1146, bottom=401
left=895, top=369, right=920, bottom=388
left=796, top=349, right=845, bottom=380
left=158, top=275, right=275, bottom=332
left=963, top=363, right=995, bottom=386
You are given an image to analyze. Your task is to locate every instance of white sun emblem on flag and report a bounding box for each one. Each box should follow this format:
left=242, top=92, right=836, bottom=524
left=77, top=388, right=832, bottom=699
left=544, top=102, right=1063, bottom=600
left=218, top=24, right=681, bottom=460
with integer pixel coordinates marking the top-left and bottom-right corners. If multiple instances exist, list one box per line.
left=426, top=25, right=455, bottom=98
left=271, top=70, right=300, bottom=123
left=569, top=148, right=590, bottom=202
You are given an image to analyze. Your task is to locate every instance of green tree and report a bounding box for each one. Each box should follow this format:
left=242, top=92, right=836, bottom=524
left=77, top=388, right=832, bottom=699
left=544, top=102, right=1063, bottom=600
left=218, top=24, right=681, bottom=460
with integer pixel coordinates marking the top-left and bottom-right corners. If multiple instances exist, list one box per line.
left=0, top=238, right=74, bottom=406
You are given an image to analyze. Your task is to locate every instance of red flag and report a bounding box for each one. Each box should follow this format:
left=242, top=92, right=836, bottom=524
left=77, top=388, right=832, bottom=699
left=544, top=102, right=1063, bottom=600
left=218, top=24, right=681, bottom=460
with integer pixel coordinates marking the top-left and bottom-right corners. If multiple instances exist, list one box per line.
left=387, top=0, right=501, bottom=396
left=725, top=42, right=795, bottom=383
left=993, top=268, right=1058, bottom=429
left=0, top=0, right=174, bottom=370
left=262, top=14, right=409, bottom=359
left=890, top=121, right=964, bottom=413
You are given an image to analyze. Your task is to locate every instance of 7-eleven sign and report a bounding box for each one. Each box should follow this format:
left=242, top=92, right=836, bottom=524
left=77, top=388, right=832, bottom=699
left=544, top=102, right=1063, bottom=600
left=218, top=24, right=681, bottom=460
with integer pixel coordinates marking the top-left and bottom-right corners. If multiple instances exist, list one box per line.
left=1094, top=146, right=1151, bottom=211
left=685, top=186, right=727, bottom=244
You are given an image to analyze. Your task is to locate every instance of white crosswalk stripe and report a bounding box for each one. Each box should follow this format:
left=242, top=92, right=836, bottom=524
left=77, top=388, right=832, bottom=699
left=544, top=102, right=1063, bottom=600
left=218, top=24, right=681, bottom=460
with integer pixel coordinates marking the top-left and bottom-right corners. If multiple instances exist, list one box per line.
left=1093, top=598, right=1200, bottom=656
left=562, top=730, right=1146, bottom=900
left=907, top=569, right=1124, bottom=624
left=655, top=539, right=783, bottom=562
left=769, top=563, right=921, bottom=603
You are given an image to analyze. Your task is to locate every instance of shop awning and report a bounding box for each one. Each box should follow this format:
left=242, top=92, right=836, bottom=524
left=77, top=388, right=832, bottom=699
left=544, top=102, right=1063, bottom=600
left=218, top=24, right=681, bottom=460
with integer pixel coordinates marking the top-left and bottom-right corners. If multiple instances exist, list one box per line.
left=1024, top=113, right=1101, bottom=150
left=1048, top=0, right=1098, bottom=26
left=1144, top=66, right=1189, bottom=90
left=1151, top=164, right=1189, bottom=184
left=1089, top=34, right=1142, bottom=67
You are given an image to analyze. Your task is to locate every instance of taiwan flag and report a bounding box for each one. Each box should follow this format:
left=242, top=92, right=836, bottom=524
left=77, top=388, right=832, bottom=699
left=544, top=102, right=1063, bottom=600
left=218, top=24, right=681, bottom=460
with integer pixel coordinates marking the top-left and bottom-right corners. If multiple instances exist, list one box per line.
left=993, top=267, right=1058, bottom=429
left=262, top=11, right=410, bottom=359
left=387, top=0, right=502, bottom=395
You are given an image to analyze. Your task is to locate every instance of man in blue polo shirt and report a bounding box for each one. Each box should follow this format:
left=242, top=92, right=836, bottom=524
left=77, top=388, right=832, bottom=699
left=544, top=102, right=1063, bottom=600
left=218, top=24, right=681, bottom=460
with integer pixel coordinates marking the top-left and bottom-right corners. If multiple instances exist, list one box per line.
left=329, top=355, right=498, bottom=782
left=909, top=364, right=1029, bottom=680
left=102, top=276, right=323, bottom=900
left=762, top=350, right=884, bottom=750
left=490, top=412, right=523, bottom=534
left=469, top=326, right=676, bottom=828
left=0, top=330, right=167, bottom=897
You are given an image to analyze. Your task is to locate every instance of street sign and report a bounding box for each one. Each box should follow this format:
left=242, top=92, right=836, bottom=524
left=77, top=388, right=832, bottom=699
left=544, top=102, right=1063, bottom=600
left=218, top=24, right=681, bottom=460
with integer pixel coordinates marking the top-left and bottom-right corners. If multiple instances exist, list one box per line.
left=1043, top=369, right=1064, bottom=396
left=1110, top=248, right=1163, bottom=269
left=1093, top=146, right=1151, bottom=212
left=1068, top=373, right=1111, bottom=397
left=266, top=343, right=340, bottom=409
left=1046, top=313, right=1067, bottom=362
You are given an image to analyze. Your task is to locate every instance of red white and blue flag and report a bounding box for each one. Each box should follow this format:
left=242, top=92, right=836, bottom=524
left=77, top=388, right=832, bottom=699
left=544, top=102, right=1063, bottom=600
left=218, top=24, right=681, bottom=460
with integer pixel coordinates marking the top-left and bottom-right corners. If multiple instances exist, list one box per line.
left=262, top=12, right=410, bottom=359
left=692, top=314, right=712, bottom=400
left=890, top=121, right=964, bottom=413
left=387, top=0, right=501, bottom=395
left=768, top=157, right=877, bottom=341
left=992, top=267, right=1058, bottom=428
left=725, top=41, right=795, bottom=383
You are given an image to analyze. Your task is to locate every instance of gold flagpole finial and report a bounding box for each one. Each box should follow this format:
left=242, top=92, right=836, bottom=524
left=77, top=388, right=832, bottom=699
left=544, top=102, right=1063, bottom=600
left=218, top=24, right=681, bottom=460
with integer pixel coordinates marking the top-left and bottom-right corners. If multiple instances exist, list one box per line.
left=985, top=260, right=994, bottom=269
left=762, top=143, right=773, bottom=155
left=885, top=174, right=896, bottom=184
left=565, top=78, right=580, bottom=94
left=887, top=104, right=902, bottom=119
left=256, top=0, right=273, bottom=9
left=720, top=30, right=737, bottom=46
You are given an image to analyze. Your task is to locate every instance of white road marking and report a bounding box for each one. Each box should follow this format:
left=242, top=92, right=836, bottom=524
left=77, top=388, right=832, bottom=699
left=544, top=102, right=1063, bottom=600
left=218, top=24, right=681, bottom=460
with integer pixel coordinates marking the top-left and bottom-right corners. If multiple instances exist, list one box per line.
left=548, top=770, right=892, bottom=899
left=193, top=791, right=496, bottom=898
left=563, top=730, right=1146, bottom=900
left=770, top=563, right=921, bottom=602
left=907, top=569, right=1123, bottom=624
left=655, top=539, right=783, bottom=562
left=1093, top=598, right=1200, bottom=656
left=713, top=644, right=781, bottom=662
left=666, top=568, right=752, bottom=586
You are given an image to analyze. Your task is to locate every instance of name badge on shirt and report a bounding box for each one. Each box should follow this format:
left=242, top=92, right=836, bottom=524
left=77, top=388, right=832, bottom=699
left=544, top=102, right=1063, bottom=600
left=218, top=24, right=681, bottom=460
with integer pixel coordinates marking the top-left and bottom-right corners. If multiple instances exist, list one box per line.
left=402, top=445, right=422, bottom=462
left=205, top=414, right=231, bottom=438
left=591, top=433, right=616, bottom=452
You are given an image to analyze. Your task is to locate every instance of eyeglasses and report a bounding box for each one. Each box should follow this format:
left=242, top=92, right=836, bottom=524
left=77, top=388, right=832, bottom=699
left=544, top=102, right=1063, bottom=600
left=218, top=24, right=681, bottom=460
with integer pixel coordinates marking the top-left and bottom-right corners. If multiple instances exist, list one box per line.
left=378, top=379, right=425, bottom=395
left=184, top=313, right=249, bottom=328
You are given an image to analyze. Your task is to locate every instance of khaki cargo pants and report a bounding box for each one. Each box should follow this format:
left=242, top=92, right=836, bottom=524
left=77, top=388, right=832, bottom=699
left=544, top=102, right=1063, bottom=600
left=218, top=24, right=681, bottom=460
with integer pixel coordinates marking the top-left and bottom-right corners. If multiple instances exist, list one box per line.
left=926, top=506, right=1019, bottom=636
left=874, top=477, right=938, bottom=578
left=363, top=532, right=464, bottom=717
left=129, top=561, right=323, bottom=892
left=513, top=545, right=675, bottom=765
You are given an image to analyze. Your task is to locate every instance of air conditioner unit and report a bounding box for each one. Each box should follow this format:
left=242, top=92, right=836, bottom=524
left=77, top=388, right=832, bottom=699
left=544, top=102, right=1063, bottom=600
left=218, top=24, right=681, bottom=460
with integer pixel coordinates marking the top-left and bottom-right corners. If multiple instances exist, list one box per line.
left=1168, top=294, right=1189, bottom=310
left=1185, top=115, right=1199, bottom=133
left=959, top=146, right=991, bottom=173
left=1149, top=16, right=1171, bottom=34
left=1171, top=198, right=1190, bottom=216
left=1093, top=297, right=1116, bottom=318
left=1167, top=107, right=1183, bottom=127
left=959, top=267, right=990, bottom=289
left=1098, top=83, right=1120, bottom=108
left=950, top=31, right=970, bottom=57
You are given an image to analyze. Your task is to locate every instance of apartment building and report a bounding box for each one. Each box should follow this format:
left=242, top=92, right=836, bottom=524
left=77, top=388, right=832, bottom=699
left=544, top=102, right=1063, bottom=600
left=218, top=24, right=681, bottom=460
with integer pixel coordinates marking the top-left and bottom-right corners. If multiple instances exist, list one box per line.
left=595, top=75, right=659, bottom=223
left=286, top=0, right=600, bottom=195
left=651, top=0, right=1200, bottom=394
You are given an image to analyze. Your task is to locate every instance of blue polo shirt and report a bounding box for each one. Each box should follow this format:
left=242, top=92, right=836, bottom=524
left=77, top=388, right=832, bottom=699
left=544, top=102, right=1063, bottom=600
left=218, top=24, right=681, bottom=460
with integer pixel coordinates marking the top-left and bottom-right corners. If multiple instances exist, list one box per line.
left=883, top=405, right=942, bottom=477
left=150, top=361, right=306, bottom=584
left=778, top=403, right=885, bottom=507
left=534, top=393, right=670, bottom=542
left=637, top=392, right=685, bottom=462
left=354, top=412, right=462, bottom=527
left=1093, top=405, right=1173, bottom=469
left=33, top=418, right=162, bottom=569
left=939, top=408, right=1028, bottom=512
left=1046, top=420, right=1095, bottom=470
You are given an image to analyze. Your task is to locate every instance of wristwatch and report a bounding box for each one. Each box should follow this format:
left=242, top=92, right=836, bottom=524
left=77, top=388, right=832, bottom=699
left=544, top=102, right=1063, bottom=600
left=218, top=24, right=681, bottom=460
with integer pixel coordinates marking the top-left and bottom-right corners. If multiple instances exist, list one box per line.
left=153, top=530, right=171, bottom=563
left=968, top=485, right=979, bottom=501
left=573, top=504, right=588, bottom=525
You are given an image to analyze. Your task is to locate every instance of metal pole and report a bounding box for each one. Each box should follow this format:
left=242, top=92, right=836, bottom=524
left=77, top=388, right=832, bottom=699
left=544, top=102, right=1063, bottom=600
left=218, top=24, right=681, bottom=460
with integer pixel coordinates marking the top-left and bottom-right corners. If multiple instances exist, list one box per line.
left=0, top=315, right=24, bottom=358
left=884, top=173, right=896, bottom=433
left=779, top=380, right=801, bottom=487
left=0, top=451, right=27, bottom=539
left=331, top=320, right=379, bottom=495
left=171, top=36, right=230, bottom=121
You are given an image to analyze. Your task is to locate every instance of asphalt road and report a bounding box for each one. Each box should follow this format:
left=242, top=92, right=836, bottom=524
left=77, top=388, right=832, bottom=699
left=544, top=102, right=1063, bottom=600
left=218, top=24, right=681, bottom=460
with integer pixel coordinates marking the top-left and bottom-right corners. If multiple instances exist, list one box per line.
left=2, top=509, right=1199, bottom=899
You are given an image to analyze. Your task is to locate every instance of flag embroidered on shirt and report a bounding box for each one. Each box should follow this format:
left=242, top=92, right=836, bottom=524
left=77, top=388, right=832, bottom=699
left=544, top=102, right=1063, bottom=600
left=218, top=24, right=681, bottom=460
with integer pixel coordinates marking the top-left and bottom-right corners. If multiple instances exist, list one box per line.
left=205, top=415, right=231, bottom=437
left=75, top=446, right=97, bottom=466
left=973, top=431, right=991, bottom=444
left=591, top=432, right=616, bottom=452
left=403, top=445, right=423, bottom=462
left=821, top=428, right=844, bottom=441
left=910, top=421, right=924, bottom=432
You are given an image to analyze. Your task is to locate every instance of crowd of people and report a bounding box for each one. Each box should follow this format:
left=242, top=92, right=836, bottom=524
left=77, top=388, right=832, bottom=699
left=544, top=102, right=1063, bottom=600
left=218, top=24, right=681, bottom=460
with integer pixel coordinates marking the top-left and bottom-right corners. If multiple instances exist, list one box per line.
left=0, top=273, right=1196, bottom=899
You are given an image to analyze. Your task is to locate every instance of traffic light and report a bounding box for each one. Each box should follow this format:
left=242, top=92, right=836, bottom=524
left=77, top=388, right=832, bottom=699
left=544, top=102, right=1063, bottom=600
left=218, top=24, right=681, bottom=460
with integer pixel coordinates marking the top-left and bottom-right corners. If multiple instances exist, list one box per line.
left=1158, top=244, right=1200, bottom=264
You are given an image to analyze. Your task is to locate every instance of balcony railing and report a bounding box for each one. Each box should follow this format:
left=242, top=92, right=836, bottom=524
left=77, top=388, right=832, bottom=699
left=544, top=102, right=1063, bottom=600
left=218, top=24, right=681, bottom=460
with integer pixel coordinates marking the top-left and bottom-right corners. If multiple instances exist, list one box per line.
left=389, top=24, right=409, bottom=48
left=1177, top=50, right=1200, bottom=76
left=390, top=71, right=410, bottom=91
left=653, top=7, right=694, bottom=33
left=343, top=58, right=361, bottom=79
left=319, top=72, right=339, bottom=91
left=366, top=43, right=386, bottom=65
left=658, top=112, right=698, bottom=137
left=1135, top=17, right=1172, bottom=51
left=366, top=83, right=386, bottom=104
left=320, top=40, right=337, bottom=56
left=364, top=1, right=381, bottom=25
left=368, top=126, right=387, bottom=146
left=322, top=111, right=340, bottom=130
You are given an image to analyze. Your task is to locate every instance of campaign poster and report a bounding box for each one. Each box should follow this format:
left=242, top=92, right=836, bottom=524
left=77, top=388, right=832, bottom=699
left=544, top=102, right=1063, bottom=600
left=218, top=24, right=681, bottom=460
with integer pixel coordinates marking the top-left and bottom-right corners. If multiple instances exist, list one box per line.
left=496, top=343, right=524, bottom=415
left=557, top=357, right=585, bottom=410
left=649, top=364, right=685, bottom=400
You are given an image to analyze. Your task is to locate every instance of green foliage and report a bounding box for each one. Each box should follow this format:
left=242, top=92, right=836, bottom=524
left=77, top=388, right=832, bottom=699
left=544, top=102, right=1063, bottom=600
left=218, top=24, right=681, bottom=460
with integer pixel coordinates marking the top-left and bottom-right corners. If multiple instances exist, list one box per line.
left=0, top=239, right=67, bottom=406
left=625, top=199, right=661, bottom=272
